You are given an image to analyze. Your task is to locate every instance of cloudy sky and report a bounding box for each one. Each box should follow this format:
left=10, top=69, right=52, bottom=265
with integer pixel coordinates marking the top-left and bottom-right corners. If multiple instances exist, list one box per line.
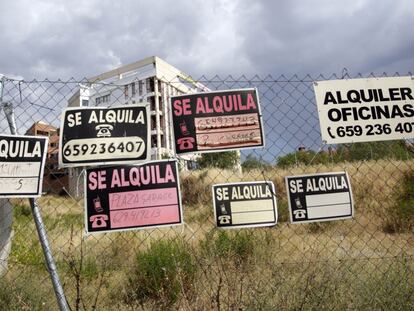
left=0, top=0, right=414, bottom=79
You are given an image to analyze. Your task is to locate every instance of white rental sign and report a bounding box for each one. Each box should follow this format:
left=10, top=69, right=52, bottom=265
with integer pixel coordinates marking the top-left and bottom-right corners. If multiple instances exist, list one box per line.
left=285, top=172, right=354, bottom=224
left=313, top=76, right=414, bottom=144
left=0, top=134, right=48, bottom=198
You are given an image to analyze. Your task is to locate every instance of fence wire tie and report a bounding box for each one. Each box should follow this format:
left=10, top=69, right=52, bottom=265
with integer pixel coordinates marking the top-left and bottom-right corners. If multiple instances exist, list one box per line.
left=260, top=169, right=280, bottom=200
left=181, top=222, right=196, bottom=238
left=308, top=142, right=327, bottom=166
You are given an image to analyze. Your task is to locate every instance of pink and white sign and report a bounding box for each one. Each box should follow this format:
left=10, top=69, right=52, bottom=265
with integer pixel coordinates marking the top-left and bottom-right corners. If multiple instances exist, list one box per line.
left=170, top=88, right=265, bottom=154
left=84, top=160, right=182, bottom=234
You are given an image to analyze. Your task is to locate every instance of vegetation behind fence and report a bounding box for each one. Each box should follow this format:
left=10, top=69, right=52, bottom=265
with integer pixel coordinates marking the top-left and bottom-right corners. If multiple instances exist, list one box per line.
left=0, top=74, right=413, bottom=310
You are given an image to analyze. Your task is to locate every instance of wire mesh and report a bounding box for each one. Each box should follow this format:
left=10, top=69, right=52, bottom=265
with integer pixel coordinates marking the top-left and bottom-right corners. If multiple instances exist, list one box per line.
left=0, top=73, right=413, bottom=311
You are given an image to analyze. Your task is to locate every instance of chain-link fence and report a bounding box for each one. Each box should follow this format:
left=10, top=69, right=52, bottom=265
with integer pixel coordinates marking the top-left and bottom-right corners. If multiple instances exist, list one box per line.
left=0, top=73, right=413, bottom=311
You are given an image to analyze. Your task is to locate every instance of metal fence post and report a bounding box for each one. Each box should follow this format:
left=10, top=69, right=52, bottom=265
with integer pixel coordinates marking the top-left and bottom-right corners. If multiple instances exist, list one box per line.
left=0, top=75, right=14, bottom=277
left=2, top=100, right=69, bottom=311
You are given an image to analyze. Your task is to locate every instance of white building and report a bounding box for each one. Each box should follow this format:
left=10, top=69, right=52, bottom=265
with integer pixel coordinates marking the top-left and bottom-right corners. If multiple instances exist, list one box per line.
left=67, top=56, right=209, bottom=161
left=66, top=56, right=209, bottom=196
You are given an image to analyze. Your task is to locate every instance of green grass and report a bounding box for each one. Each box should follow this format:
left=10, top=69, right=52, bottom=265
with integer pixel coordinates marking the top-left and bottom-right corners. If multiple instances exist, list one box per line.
left=3, top=159, right=414, bottom=310
left=123, top=239, right=197, bottom=307
left=383, top=170, right=414, bottom=233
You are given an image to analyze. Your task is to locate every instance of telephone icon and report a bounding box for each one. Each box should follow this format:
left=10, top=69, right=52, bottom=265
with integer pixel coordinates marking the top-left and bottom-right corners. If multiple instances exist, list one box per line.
left=177, top=137, right=195, bottom=150
left=293, top=209, right=307, bottom=219
left=90, top=214, right=109, bottom=228
left=218, top=215, right=231, bottom=225
left=95, top=124, right=114, bottom=137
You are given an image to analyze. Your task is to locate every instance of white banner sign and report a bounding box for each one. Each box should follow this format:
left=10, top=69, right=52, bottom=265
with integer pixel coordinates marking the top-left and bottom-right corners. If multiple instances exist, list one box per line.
left=314, top=76, right=414, bottom=144
left=0, top=134, right=48, bottom=198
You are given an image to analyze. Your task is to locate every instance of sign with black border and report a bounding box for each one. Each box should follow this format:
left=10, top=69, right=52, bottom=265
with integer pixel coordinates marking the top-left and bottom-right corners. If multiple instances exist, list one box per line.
left=84, top=160, right=183, bottom=234
left=0, top=134, right=48, bottom=198
left=59, top=104, right=150, bottom=167
left=212, top=181, right=277, bottom=228
left=285, top=172, right=354, bottom=224
left=170, top=88, right=265, bottom=155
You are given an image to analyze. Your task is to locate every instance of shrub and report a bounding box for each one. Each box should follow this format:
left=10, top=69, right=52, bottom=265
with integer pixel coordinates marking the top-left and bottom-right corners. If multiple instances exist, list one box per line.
left=276, top=199, right=290, bottom=223
left=180, top=171, right=211, bottom=206
left=198, top=151, right=239, bottom=169
left=0, top=275, right=54, bottom=310
left=242, top=154, right=271, bottom=171
left=201, top=230, right=255, bottom=265
left=125, top=239, right=197, bottom=307
left=276, top=150, right=331, bottom=168
left=383, top=170, right=414, bottom=233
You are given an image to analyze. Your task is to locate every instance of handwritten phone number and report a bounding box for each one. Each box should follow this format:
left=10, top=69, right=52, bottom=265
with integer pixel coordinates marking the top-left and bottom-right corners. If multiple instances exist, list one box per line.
left=63, top=141, right=143, bottom=157
left=196, top=115, right=258, bottom=131
left=328, top=122, right=414, bottom=138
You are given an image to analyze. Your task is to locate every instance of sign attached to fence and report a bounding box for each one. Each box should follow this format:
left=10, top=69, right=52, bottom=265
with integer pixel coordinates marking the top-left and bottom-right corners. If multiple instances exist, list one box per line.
left=59, top=104, right=150, bottom=167
left=0, top=134, right=48, bottom=198
left=313, top=76, right=414, bottom=144
left=285, top=172, right=354, bottom=224
left=171, top=88, right=265, bottom=154
left=212, top=181, right=277, bottom=228
left=84, top=160, right=183, bottom=234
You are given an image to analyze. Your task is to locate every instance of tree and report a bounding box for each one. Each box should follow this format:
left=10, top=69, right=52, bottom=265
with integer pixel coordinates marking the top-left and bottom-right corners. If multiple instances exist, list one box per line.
left=197, top=151, right=239, bottom=169
left=275, top=140, right=413, bottom=168
left=337, top=141, right=413, bottom=161
left=276, top=150, right=330, bottom=168
left=242, top=154, right=270, bottom=171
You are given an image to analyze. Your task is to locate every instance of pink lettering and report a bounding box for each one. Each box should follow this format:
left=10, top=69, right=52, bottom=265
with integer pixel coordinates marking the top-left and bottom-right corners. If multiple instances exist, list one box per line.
left=173, top=98, right=192, bottom=116
left=120, top=168, right=130, bottom=187
left=246, top=93, right=257, bottom=109
left=212, top=96, right=224, bottom=113
left=88, top=170, right=107, bottom=190
left=196, top=97, right=205, bottom=114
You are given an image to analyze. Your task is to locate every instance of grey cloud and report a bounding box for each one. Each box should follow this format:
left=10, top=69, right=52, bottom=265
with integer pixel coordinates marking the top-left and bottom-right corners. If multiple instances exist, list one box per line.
left=0, top=0, right=413, bottom=80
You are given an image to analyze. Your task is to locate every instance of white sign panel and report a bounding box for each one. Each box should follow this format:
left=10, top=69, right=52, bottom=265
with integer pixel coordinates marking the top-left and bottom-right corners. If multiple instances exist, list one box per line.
left=212, top=181, right=277, bottom=228
left=0, top=134, right=48, bottom=198
left=285, top=172, right=354, bottom=224
left=314, top=76, right=414, bottom=144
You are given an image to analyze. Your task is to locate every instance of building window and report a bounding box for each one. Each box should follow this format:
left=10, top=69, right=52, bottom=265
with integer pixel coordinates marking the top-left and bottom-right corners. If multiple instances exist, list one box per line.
left=159, top=115, right=164, bottom=129
left=160, top=134, right=165, bottom=148
left=36, top=130, right=49, bottom=136
left=82, top=99, right=89, bottom=106
left=158, top=80, right=162, bottom=93
left=149, top=96, right=156, bottom=111
left=146, top=78, right=154, bottom=93
left=131, top=83, right=136, bottom=96
left=124, top=85, right=128, bottom=99
left=151, top=135, right=157, bottom=148
left=158, top=96, right=163, bottom=111
left=151, top=116, right=156, bottom=130
left=139, top=80, right=144, bottom=95
left=95, top=94, right=110, bottom=105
